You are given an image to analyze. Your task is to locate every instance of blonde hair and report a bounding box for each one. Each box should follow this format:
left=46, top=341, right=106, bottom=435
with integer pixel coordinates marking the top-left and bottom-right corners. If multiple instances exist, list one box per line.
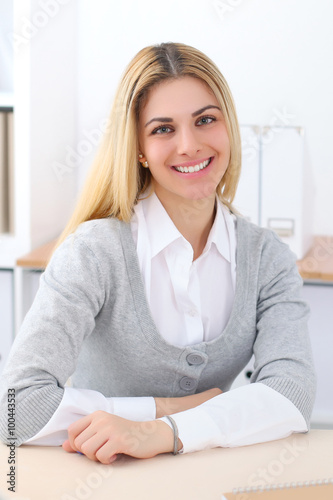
left=55, top=42, right=241, bottom=250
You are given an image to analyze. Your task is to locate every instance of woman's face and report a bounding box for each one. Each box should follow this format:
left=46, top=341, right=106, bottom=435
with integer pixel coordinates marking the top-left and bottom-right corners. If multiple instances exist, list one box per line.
left=138, top=76, right=231, bottom=207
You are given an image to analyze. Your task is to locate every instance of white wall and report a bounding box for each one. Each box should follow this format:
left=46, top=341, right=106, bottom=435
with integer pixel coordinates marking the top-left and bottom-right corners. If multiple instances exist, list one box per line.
left=72, top=0, right=333, bottom=236
left=0, top=1, right=13, bottom=92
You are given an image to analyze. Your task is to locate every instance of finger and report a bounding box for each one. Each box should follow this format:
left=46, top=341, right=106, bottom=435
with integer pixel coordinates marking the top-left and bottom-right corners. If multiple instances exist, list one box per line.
left=95, top=440, right=119, bottom=465
left=62, top=439, right=77, bottom=453
left=67, top=414, right=93, bottom=452
left=79, top=434, right=109, bottom=462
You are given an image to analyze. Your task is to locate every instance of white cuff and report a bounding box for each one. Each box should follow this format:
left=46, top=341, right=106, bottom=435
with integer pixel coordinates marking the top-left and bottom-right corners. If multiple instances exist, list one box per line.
left=25, top=387, right=112, bottom=446
left=25, top=387, right=156, bottom=446
left=159, top=408, right=220, bottom=454
left=159, top=384, right=307, bottom=454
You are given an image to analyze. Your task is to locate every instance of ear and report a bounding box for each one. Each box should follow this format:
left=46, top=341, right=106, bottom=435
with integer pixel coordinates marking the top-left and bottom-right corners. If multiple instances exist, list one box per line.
left=138, top=152, right=147, bottom=164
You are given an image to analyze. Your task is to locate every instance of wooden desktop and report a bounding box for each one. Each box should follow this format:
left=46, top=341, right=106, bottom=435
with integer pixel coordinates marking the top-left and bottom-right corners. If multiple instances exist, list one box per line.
left=0, top=430, right=332, bottom=500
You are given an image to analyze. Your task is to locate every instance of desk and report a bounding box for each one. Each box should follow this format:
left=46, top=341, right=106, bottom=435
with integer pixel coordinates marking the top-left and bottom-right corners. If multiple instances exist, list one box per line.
left=0, top=431, right=332, bottom=500
left=15, top=239, right=58, bottom=269
left=297, top=236, right=333, bottom=282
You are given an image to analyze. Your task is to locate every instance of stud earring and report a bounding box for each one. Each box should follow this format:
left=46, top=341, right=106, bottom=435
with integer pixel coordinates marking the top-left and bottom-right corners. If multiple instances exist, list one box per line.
left=139, top=154, right=149, bottom=168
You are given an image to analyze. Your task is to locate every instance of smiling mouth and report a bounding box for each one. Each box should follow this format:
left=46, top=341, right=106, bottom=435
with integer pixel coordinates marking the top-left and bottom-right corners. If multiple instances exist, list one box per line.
left=173, top=157, right=212, bottom=174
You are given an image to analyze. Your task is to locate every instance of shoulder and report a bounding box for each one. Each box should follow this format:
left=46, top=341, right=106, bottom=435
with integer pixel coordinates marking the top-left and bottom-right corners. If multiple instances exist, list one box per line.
left=234, top=215, right=299, bottom=278
left=235, top=215, right=293, bottom=256
left=74, top=217, right=124, bottom=247
left=49, top=218, right=132, bottom=271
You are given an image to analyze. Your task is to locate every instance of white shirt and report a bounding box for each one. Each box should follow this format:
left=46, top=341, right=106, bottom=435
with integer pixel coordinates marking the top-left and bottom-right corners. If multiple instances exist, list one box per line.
left=131, top=192, right=236, bottom=346
left=26, top=193, right=306, bottom=451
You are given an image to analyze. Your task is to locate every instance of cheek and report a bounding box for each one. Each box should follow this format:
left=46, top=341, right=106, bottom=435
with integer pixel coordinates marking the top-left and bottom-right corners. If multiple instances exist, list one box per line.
left=212, top=127, right=230, bottom=153
left=146, top=140, right=173, bottom=163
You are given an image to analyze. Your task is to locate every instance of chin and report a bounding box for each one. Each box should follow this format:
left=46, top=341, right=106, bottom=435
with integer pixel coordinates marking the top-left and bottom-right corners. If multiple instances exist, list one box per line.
left=183, top=186, right=217, bottom=202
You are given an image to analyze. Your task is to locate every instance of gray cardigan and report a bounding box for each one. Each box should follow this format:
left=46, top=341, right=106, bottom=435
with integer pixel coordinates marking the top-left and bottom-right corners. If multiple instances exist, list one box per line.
left=0, top=215, right=316, bottom=445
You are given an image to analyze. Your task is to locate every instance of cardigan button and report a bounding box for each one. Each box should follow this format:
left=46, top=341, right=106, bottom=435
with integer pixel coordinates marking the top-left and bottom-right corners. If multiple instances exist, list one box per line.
left=186, top=353, right=204, bottom=365
left=180, top=377, right=196, bottom=391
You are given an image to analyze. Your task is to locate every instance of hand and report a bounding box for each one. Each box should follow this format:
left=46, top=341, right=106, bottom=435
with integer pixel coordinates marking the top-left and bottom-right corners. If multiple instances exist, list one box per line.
left=155, top=387, right=222, bottom=418
left=62, top=411, right=180, bottom=464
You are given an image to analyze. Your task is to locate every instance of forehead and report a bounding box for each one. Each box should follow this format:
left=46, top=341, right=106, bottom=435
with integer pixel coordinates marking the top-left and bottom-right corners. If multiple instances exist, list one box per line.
left=139, top=76, right=219, bottom=120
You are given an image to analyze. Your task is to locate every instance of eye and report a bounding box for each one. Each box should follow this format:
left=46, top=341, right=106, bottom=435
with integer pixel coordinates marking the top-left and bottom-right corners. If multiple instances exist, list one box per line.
left=151, top=125, right=173, bottom=135
left=197, top=116, right=216, bottom=126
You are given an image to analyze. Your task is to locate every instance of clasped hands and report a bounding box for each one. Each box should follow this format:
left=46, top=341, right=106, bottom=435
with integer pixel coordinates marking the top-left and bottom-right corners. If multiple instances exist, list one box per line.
left=62, top=387, right=222, bottom=463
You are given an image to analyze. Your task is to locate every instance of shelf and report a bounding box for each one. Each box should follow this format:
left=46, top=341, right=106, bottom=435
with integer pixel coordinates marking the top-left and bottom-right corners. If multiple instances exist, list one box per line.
left=16, top=239, right=58, bottom=269
left=297, top=236, right=333, bottom=282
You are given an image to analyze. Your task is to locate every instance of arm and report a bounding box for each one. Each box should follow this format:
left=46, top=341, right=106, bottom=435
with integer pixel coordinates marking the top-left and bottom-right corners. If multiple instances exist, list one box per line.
left=24, top=386, right=221, bottom=446
left=0, top=232, right=105, bottom=445
left=154, top=388, right=222, bottom=418
left=251, top=234, right=316, bottom=424
left=62, top=383, right=306, bottom=462
left=0, top=221, right=223, bottom=447
left=162, top=234, right=315, bottom=453
left=62, top=232, right=315, bottom=461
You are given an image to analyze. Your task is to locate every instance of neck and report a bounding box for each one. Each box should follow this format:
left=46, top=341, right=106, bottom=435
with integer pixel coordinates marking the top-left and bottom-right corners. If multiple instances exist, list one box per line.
left=155, top=191, right=216, bottom=261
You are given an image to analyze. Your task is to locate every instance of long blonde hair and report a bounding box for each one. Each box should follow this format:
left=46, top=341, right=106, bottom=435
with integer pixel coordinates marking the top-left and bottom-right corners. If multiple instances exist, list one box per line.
left=55, top=42, right=241, bottom=251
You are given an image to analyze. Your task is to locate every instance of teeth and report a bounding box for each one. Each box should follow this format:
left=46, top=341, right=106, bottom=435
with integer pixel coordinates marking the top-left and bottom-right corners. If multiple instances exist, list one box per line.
left=174, top=158, right=210, bottom=173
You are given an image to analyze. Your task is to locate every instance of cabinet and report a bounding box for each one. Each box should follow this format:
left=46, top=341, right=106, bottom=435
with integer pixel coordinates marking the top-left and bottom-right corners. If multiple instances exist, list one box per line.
left=234, top=125, right=313, bottom=260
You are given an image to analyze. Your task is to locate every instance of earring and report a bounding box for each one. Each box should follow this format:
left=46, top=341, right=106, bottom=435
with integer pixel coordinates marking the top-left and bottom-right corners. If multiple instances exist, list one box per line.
left=138, top=153, right=149, bottom=168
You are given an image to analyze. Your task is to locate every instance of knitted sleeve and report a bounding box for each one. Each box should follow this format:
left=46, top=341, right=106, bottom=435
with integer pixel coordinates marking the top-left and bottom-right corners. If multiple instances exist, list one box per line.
left=252, top=230, right=316, bottom=427
left=0, top=224, right=107, bottom=445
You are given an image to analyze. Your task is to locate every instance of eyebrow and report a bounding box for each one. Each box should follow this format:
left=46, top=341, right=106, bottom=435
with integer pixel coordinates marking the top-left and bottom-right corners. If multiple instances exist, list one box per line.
left=144, top=105, right=221, bottom=127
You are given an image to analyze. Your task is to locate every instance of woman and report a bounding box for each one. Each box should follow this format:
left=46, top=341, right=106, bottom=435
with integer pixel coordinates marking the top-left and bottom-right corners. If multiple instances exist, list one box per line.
left=0, top=43, right=315, bottom=464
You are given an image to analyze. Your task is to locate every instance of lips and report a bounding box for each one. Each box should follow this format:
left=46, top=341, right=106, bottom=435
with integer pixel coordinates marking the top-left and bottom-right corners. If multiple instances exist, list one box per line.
left=173, top=157, right=212, bottom=174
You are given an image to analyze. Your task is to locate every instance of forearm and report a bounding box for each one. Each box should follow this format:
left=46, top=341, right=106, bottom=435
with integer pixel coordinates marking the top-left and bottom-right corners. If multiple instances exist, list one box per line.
left=24, top=387, right=221, bottom=446
left=158, top=383, right=308, bottom=455
left=154, top=388, right=222, bottom=418
left=25, top=387, right=156, bottom=446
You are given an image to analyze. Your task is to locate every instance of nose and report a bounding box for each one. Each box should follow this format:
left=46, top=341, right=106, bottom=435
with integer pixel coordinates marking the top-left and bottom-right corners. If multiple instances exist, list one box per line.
left=176, top=126, right=202, bottom=157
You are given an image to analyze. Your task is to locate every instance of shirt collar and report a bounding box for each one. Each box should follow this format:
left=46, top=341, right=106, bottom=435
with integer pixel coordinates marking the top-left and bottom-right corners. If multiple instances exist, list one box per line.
left=136, top=192, right=231, bottom=262
left=203, top=199, right=231, bottom=263
left=141, top=192, right=184, bottom=258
